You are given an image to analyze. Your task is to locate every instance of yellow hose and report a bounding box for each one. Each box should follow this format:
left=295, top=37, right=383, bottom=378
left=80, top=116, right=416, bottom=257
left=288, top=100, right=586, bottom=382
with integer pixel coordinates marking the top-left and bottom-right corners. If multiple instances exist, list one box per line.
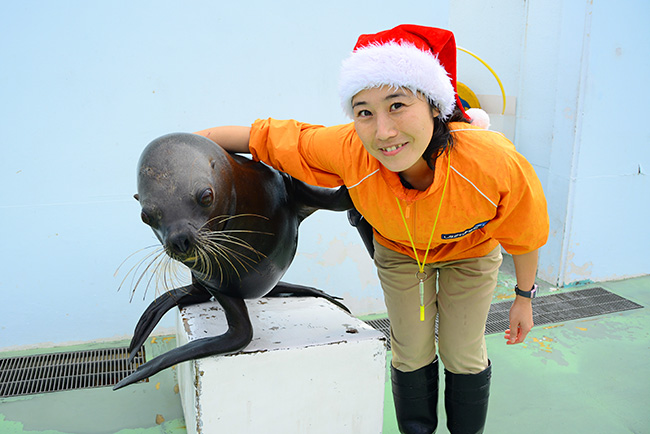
left=457, top=46, right=506, bottom=115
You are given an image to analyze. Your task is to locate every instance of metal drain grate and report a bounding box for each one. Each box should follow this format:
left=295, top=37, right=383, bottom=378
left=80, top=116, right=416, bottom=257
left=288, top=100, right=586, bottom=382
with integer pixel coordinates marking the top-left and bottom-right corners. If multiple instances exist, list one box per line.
left=485, top=286, right=643, bottom=334
left=365, top=287, right=643, bottom=347
left=364, top=317, right=441, bottom=351
left=0, top=346, right=146, bottom=398
left=365, top=317, right=392, bottom=350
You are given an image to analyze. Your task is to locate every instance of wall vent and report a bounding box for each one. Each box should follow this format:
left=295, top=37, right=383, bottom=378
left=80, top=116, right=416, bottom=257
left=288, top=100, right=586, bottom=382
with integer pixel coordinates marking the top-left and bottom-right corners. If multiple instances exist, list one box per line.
left=0, top=346, right=145, bottom=398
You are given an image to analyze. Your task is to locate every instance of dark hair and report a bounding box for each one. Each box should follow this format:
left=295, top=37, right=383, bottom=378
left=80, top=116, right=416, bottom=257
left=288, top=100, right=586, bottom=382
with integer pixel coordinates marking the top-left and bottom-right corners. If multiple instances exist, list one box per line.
left=422, top=106, right=470, bottom=170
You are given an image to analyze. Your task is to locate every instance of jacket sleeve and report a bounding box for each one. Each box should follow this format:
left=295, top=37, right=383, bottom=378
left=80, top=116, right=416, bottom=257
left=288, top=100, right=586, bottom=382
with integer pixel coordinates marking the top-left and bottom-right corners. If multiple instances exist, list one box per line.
left=249, top=118, right=350, bottom=188
left=490, top=150, right=550, bottom=255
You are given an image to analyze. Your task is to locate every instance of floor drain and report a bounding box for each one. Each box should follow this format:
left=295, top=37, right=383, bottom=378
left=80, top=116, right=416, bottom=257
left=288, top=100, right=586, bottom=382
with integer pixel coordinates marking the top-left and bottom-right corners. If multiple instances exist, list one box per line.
left=0, top=346, right=146, bottom=398
left=485, top=286, right=643, bottom=334
left=365, top=287, right=643, bottom=349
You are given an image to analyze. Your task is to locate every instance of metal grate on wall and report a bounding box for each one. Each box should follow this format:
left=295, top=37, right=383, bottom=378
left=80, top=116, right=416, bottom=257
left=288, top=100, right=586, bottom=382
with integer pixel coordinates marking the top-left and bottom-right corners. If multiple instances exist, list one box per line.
left=0, top=346, right=146, bottom=398
left=365, top=287, right=643, bottom=349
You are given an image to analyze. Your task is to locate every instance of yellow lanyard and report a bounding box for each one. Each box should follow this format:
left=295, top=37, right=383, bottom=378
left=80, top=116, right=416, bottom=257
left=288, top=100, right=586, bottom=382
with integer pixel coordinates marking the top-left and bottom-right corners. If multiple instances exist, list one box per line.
left=395, top=152, right=451, bottom=321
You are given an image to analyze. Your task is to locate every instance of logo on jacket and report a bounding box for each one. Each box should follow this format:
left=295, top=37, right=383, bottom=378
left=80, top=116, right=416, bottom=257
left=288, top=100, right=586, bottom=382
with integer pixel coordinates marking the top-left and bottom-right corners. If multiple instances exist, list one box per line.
left=441, top=220, right=490, bottom=240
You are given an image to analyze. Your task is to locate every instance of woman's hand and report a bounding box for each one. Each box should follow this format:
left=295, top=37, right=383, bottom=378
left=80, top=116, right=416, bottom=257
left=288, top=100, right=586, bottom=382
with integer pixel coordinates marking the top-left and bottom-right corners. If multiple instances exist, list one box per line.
left=506, top=249, right=539, bottom=345
left=505, top=296, right=534, bottom=345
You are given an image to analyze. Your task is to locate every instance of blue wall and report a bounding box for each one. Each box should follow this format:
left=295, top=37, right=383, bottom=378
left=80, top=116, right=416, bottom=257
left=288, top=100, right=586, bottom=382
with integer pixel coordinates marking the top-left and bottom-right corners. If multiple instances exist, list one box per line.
left=515, top=1, right=650, bottom=285
left=563, top=1, right=650, bottom=283
left=449, top=0, right=650, bottom=286
left=0, top=0, right=445, bottom=349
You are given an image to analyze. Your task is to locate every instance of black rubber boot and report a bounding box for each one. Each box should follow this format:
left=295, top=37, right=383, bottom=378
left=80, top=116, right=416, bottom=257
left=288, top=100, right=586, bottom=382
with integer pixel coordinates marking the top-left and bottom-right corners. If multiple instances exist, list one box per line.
left=391, top=358, right=439, bottom=434
left=444, top=361, right=492, bottom=434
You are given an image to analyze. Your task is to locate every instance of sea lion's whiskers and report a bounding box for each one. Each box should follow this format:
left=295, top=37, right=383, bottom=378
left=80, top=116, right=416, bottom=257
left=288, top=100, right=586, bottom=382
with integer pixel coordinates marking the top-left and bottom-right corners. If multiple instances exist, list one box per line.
left=197, top=247, right=217, bottom=284
left=158, top=255, right=187, bottom=298
left=117, top=245, right=191, bottom=302
left=116, top=245, right=163, bottom=293
left=144, top=255, right=167, bottom=301
left=195, top=243, right=217, bottom=280
left=114, top=245, right=160, bottom=279
left=200, top=232, right=264, bottom=272
left=197, top=231, right=256, bottom=268
left=213, top=244, right=256, bottom=274
left=194, top=245, right=215, bottom=281
left=204, top=213, right=270, bottom=229
left=201, top=241, right=242, bottom=281
left=208, top=240, right=256, bottom=279
left=193, top=215, right=273, bottom=281
left=133, top=250, right=170, bottom=301
left=122, top=248, right=167, bottom=302
left=203, top=231, right=269, bottom=259
left=118, top=226, right=271, bottom=301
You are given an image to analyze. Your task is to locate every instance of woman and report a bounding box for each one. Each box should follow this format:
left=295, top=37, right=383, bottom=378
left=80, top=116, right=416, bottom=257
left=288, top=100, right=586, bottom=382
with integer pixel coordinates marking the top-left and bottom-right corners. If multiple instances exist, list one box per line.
left=197, top=24, right=548, bottom=434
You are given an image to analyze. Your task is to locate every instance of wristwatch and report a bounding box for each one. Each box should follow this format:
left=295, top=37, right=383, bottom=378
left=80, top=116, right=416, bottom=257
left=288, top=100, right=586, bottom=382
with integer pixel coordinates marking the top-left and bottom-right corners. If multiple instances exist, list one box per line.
left=514, top=284, right=538, bottom=299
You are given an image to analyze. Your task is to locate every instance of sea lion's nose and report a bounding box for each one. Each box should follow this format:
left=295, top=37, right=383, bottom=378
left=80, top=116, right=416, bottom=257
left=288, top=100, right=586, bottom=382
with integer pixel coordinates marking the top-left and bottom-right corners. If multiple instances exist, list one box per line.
left=167, top=232, right=193, bottom=256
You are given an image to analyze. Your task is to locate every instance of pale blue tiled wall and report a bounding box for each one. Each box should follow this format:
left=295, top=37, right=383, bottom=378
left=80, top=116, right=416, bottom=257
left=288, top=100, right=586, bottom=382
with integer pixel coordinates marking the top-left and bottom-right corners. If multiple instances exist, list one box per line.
left=451, top=0, right=650, bottom=286
left=564, top=1, right=649, bottom=283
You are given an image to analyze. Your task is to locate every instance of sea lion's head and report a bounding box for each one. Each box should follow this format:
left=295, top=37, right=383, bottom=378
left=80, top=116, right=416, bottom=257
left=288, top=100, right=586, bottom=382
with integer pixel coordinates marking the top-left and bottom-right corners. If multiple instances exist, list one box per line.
left=134, top=133, right=235, bottom=266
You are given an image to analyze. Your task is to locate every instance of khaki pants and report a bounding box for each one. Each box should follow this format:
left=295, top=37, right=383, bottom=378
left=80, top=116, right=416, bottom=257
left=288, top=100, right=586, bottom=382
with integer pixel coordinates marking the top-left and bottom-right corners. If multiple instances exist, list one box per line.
left=374, top=240, right=502, bottom=374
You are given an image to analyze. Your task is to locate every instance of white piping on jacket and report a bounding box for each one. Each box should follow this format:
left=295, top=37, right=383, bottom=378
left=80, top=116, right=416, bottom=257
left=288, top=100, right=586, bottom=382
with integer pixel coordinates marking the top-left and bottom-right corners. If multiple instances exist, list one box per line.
left=448, top=127, right=501, bottom=208
left=450, top=166, right=498, bottom=208
left=347, top=169, right=380, bottom=189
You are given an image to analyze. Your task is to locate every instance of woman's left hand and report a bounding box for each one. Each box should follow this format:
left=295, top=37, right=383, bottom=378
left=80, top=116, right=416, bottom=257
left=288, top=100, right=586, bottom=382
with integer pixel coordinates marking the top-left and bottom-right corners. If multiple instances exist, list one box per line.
left=505, top=296, right=534, bottom=345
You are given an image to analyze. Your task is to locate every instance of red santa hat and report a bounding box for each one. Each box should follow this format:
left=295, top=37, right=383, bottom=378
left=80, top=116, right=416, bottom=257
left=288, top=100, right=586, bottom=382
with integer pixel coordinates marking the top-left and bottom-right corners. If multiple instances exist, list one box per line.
left=339, top=24, right=466, bottom=121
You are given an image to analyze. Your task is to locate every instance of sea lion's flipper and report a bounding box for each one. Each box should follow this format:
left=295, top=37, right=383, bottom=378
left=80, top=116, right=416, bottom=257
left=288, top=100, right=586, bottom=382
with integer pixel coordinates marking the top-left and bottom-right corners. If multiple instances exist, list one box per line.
left=286, top=176, right=353, bottom=221
left=265, top=281, right=351, bottom=313
left=114, top=292, right=252, bottom=390
left=126, top=284, right=212, bottom=362
left=347, top=207, right=375, bottom=259
left=289, top=173, right=375, bottom=258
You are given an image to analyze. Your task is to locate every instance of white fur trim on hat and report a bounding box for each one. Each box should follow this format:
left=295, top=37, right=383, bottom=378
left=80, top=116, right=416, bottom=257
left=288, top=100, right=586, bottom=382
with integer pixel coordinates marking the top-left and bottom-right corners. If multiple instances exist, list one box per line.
left=339, top=41, right=456, bottom=120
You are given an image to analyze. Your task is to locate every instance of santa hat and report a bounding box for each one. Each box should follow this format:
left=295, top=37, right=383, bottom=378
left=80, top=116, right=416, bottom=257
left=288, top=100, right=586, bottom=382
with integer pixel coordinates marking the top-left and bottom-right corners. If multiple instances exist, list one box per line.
left=339, top=25, right=466, bottom=121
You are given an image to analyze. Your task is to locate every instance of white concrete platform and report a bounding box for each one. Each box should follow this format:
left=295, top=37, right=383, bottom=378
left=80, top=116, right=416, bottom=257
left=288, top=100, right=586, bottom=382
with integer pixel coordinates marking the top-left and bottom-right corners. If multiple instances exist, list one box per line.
left=176, top=297, right=387, bottom=434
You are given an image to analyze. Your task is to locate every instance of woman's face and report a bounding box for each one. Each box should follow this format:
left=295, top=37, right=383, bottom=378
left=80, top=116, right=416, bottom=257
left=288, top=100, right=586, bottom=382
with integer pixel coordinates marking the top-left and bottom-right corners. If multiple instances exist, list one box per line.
left=352, top=86, right=439, bottom=176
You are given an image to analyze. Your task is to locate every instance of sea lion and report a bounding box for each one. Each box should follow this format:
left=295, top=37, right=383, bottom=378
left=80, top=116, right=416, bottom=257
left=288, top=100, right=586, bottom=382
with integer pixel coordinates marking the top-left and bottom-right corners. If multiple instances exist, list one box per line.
left=113, top=132, right=353, bottom=390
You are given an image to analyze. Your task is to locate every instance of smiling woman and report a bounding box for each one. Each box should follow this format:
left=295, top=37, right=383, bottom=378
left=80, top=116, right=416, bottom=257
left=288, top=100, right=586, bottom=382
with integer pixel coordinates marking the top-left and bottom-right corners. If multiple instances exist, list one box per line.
left=351, top=87, right=437, bottom=184
left=195, top=24, right=549, bottom=434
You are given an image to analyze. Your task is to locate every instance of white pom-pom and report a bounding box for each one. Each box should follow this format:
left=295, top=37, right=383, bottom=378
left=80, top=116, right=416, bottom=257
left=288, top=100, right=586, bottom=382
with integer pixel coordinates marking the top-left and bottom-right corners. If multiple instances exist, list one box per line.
left=466, top=108, right=490, bottom=129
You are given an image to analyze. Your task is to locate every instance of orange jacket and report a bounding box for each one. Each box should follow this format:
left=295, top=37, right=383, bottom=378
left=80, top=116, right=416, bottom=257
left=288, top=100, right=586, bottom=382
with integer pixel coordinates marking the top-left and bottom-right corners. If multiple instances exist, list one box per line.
left=249, top=118, right=549, bottom=263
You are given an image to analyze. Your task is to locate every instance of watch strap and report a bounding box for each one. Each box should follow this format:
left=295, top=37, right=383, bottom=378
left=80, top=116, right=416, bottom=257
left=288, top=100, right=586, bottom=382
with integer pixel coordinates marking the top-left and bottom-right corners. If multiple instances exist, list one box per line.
left=514, top=283, right=538, bottom=299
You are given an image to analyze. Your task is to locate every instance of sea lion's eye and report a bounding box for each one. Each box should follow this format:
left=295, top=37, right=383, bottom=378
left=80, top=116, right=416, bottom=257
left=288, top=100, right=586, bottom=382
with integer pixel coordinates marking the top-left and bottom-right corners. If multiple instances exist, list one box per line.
left=140, top=211, right=151, bottom=225
left=198, top=188, right=214, bottom=207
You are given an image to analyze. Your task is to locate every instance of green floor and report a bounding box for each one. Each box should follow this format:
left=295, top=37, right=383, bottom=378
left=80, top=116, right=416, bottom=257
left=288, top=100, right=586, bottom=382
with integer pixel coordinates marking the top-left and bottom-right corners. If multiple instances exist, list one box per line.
left=382, top=275, right=650, bottom=434
left=1, top=264, right=649, bottom=433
